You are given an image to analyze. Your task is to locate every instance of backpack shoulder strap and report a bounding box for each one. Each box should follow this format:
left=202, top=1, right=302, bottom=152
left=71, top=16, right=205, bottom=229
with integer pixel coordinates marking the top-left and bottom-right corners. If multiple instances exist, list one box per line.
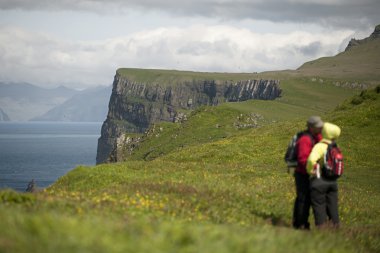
left=299, top=131, right=314, bottom=145
left=322, top=140, right=337, bottom=147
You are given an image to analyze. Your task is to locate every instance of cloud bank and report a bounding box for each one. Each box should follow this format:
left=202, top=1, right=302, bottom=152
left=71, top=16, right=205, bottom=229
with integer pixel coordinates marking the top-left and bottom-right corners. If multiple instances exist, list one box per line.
left=0, top=0, right=379, bottom=29
left=0, top=24, right=352, bottom=88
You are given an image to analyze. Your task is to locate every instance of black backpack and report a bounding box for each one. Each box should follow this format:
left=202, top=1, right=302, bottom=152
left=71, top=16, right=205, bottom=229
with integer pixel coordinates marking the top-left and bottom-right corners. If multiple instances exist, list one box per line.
left=284, top=131, right=313, bottom=168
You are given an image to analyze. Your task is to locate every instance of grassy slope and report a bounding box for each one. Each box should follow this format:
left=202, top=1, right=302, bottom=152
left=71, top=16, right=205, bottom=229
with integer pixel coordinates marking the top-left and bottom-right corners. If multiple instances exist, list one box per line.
left=125, top=77, right=356, bottom=161
left=1, top=87, right=379, bottom=253
left=297, top=39, right=380, bottom=82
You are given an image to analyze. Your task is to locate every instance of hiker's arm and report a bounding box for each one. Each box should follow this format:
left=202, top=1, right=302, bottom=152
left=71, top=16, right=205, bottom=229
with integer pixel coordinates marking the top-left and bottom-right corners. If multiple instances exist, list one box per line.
left=297, top=135, right=312, bottom=170
left=307, top=143, right=325, bottom=174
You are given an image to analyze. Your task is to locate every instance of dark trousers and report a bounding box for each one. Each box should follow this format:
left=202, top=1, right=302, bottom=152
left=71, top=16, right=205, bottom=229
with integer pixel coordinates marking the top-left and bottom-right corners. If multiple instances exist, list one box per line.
left=310, top=177, right=339, bottom=226
left=293, top=172, right=311, bottom=229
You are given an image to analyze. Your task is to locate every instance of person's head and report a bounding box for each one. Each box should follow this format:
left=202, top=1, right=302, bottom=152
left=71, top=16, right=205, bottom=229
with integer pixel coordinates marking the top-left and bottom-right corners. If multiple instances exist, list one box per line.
left=307, top=116, right=324, bottom=135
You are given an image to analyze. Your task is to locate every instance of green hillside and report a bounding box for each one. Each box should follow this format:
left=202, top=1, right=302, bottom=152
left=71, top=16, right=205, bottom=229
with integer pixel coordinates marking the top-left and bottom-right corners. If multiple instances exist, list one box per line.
left=1, top=26, right=380, bottom=253
left=297, top=39, right=380, bottom=82
left=1, top=86, right=379, bottom=253
left=118, top=77, right=356, bottom=161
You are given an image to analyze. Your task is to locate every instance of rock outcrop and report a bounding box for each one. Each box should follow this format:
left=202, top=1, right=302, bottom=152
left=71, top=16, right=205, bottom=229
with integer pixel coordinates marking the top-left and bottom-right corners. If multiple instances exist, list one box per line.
left=345, top=24, right=380, bottom=51
left=96, top=71, right=281, bottom=164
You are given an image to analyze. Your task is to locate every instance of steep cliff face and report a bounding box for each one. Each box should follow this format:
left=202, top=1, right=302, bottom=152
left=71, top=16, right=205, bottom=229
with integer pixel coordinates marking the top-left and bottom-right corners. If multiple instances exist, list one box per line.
left=96, top=72, right=281, bottom=164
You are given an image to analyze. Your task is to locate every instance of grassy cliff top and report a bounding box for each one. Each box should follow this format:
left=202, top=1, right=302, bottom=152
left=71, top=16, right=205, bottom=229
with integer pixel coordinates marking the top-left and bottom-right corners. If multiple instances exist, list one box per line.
left=116, top=68, right=285, bottom=84
left=297, top=38, right=380, bottom=81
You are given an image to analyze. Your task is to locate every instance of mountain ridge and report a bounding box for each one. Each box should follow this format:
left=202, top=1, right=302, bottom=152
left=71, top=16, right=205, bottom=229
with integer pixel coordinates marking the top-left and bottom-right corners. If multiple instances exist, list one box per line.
left=345, top=24, right=380, bottom=51
left=0, top=82, right=111, bottom=122
left=0, top=82, right=80, bottom=121
left=296, top=24, right=380, bottom=81
left=31, top=86, right=111, bottom=122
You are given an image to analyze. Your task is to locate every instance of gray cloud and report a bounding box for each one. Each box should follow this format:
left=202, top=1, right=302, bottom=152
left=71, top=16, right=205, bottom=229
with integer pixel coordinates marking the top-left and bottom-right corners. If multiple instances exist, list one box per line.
left=177, top=40, right=236, bottom=57
left=297, top=41, right=322, bottom=57
left=0, top=0, right=379, bottom=29
left=0, top=24, right=353, bottom=88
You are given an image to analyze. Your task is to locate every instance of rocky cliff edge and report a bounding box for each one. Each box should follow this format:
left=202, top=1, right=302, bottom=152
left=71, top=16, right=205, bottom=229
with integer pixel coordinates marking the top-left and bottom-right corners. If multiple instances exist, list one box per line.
left=96, top=70, right=281, bottom=164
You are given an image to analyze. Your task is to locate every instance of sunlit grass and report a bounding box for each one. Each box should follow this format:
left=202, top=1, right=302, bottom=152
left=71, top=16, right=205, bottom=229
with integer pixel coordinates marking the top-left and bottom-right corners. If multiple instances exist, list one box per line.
left=0, top=87, right=379, bottom=253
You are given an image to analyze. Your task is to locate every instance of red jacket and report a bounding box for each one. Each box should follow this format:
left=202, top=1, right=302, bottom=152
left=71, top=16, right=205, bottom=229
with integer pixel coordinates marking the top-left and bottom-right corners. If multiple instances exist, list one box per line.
left=295, top=132, right=322, bottom=174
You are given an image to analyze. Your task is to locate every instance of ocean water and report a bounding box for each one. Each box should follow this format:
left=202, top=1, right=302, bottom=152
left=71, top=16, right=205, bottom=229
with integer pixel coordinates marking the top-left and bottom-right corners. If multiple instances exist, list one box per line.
left=0, top=122, right=102, bottom=191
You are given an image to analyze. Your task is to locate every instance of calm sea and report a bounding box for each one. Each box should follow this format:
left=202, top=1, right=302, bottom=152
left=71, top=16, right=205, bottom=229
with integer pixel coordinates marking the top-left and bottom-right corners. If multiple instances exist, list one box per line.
left=0, top=122, right=102, bottom=191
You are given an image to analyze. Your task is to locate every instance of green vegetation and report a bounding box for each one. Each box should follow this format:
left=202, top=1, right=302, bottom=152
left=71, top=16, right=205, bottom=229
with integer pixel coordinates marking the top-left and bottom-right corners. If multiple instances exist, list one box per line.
left=1, top=86, right=379, bottom=253
left=298, top=39, right=380, bottom=82
left=2, top=32, right=380, bottom=251
left=123, top=77, right=356, bottom=161
left=117, top=68, right=268, bottom=85
left=2, top=26, right=379, bottom=252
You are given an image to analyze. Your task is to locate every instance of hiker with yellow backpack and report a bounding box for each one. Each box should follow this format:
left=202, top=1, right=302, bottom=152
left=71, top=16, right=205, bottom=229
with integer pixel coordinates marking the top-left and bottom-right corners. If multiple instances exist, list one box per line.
left=285, top=116, right=323, bottom=230
left=307, top=122, right=344, bottom=228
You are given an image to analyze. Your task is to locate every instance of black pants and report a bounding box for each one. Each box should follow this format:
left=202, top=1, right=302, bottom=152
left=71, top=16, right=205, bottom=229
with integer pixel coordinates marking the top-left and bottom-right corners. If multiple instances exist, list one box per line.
left=293, top=172, right=311, bottom=229
left=310, top=177, right=339, bottom=226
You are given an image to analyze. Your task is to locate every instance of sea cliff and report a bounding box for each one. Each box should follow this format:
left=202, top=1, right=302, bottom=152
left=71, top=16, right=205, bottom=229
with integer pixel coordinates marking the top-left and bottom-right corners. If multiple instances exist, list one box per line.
left=96, top=70, right=282, bottom=164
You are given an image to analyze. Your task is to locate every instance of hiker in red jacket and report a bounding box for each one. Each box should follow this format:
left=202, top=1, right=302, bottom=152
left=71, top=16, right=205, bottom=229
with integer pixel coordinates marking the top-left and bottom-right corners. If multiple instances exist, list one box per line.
left=293, top=116, right=323, bottom=229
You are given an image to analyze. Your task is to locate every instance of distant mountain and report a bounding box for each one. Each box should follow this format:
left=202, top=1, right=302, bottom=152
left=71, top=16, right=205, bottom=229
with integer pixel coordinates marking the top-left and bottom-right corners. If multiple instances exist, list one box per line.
left=0, top=83, right=78, bottom=101
left=0, top=108, right=10, bottom=121
left=31, top=86, right=111, bottom=122
left=0, top=82, right=80, bottom=121
left=297, top=24, right=380, bottom=81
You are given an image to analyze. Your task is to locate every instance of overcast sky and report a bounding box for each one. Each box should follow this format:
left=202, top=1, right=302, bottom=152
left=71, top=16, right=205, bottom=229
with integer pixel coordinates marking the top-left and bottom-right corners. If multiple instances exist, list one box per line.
left=0, top=0, right=379, bottom=89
